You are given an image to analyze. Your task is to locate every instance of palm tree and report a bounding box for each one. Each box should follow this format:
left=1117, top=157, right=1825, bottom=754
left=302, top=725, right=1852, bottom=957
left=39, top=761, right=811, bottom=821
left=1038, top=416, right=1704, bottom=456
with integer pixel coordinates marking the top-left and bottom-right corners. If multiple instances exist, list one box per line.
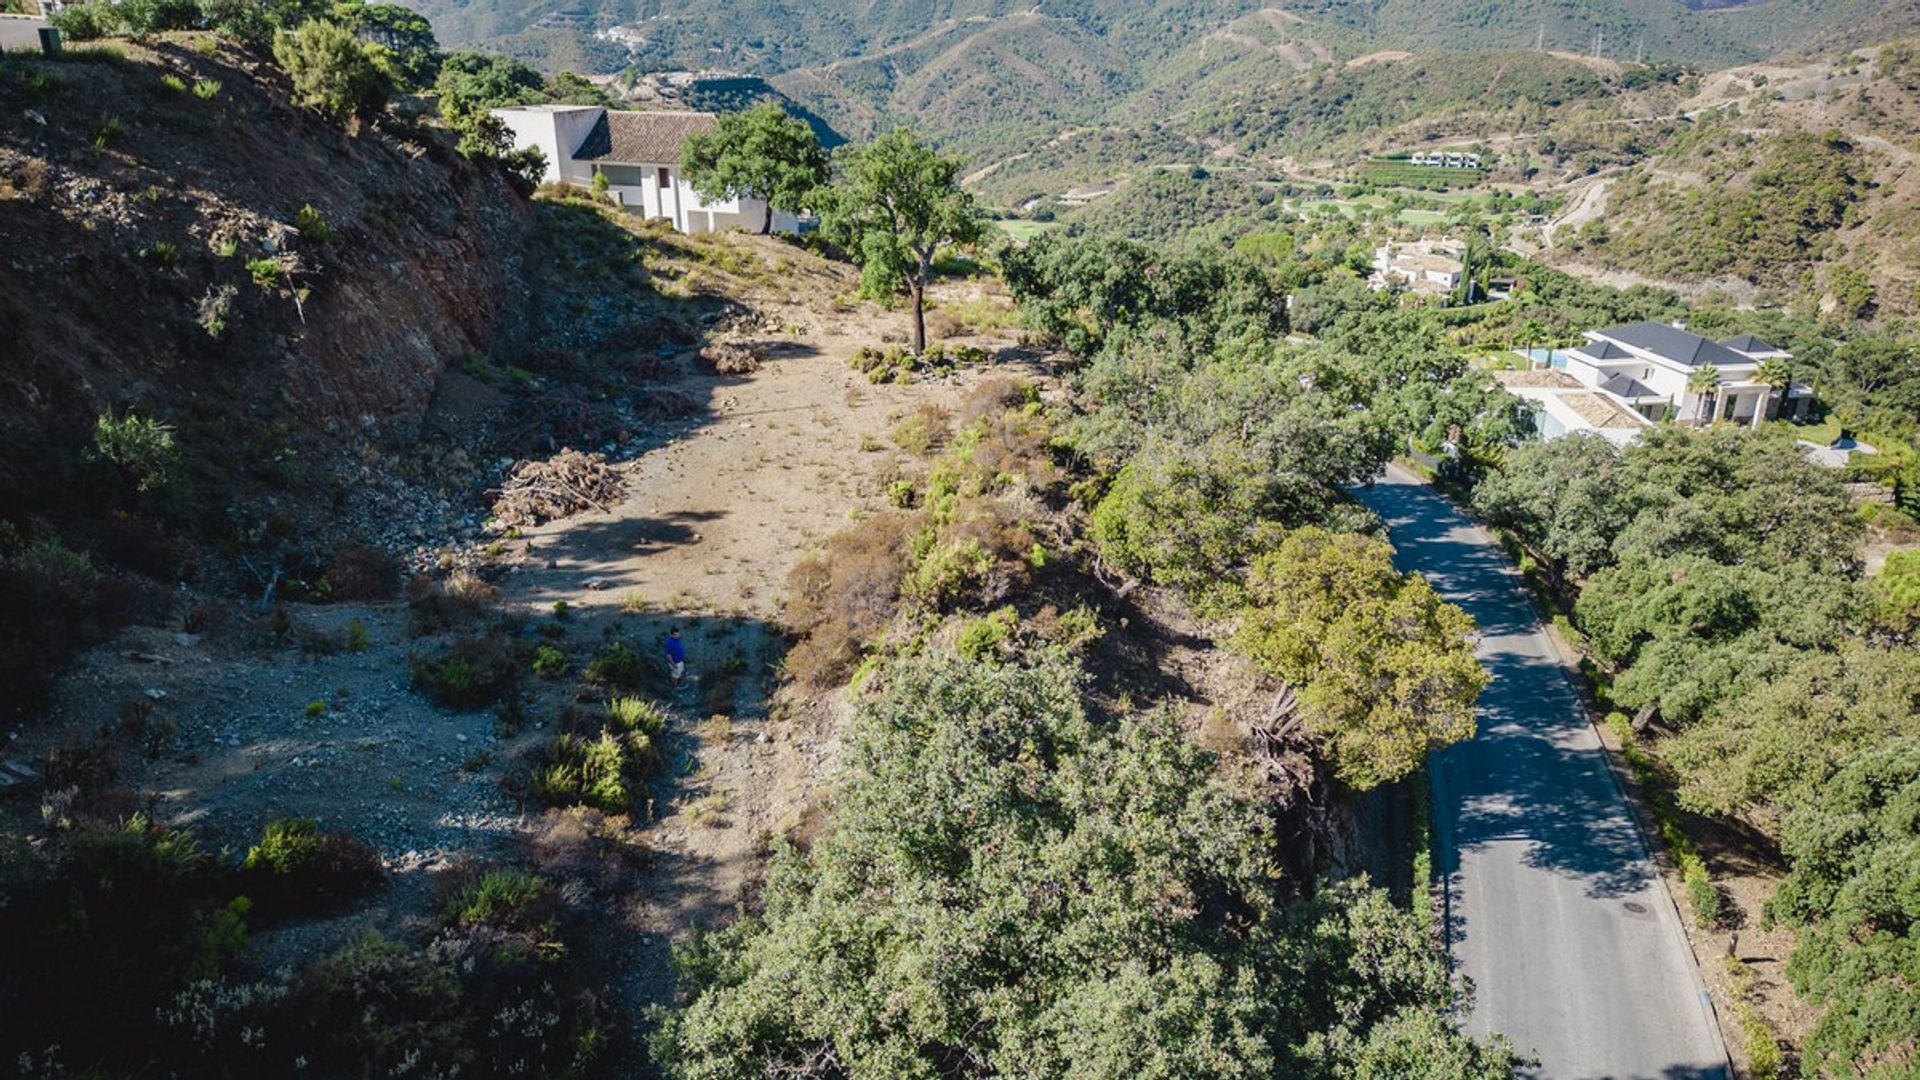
left=1688, top=364, right=1722, bottom=426
left=1754, top=357, right=1793, bottom=425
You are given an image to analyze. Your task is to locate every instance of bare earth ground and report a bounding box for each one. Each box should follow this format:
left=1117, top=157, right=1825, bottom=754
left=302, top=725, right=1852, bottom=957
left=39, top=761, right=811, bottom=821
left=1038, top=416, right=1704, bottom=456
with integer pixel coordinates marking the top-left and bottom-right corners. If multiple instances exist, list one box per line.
left=7, top=260, right=1038, bottom=1022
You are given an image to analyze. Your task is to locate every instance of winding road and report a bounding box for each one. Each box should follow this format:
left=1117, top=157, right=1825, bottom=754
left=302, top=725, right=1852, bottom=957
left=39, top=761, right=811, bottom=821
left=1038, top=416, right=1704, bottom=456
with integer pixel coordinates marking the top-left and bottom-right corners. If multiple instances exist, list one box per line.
left=1357, top=465, right=1729, bottom=1080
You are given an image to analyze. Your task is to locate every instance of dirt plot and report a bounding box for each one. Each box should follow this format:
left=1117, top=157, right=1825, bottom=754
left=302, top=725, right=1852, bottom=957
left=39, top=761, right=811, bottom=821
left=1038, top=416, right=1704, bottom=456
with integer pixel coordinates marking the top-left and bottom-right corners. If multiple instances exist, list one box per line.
left=5, top=266, right=1042, bottom=1020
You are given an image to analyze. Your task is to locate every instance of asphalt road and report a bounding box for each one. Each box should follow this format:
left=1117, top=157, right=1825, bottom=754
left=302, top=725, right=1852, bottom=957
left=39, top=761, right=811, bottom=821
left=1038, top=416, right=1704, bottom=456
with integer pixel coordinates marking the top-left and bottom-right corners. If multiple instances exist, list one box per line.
left=1356, top=465, right=1729, bottom=1080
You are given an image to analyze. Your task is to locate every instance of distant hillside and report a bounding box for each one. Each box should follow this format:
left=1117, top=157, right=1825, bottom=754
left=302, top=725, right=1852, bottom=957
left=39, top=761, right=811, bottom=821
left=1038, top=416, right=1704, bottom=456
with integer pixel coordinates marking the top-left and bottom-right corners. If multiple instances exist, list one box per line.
left=1285, top=0, right=1920, bottom=65
left=423, top=0, right=1920, bottom=88
left=1550, top=39, right=1920, bottom=317
left=768, top=11, right=1138, bottom=164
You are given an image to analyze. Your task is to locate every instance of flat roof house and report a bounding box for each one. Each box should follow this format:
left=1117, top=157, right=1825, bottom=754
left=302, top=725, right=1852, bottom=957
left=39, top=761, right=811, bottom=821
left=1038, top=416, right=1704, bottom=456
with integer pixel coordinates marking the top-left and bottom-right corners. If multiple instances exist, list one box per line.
left=1369, top=239, right=1465, bottom=296
left=1499, top=322, right=1814, bottom=444
left=491, top=104, right=800, bottom=235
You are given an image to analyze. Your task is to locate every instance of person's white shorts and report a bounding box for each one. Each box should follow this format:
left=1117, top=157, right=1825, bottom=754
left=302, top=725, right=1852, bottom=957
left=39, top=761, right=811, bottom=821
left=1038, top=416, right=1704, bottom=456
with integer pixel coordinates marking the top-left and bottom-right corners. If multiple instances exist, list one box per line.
left=670, top=660, right=686, bottom=680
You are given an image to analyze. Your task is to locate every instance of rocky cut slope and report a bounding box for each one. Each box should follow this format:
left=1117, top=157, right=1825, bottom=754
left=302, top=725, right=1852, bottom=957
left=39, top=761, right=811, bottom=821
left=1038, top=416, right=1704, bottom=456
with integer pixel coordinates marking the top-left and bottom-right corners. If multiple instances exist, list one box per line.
left=0, top=34, right=531, bottom=521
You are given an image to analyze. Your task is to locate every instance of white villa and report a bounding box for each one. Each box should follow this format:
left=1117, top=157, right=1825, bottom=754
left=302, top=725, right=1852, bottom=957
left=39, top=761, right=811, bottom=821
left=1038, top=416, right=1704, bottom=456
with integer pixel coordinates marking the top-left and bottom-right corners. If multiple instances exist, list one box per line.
left=1408, top=151, right=1482, bottom=169
left=1370, top=239, right=1465, bottom=296
left=491, top=104, right=800, bottom=235
left=1497, top=322, right=1814, bottom=445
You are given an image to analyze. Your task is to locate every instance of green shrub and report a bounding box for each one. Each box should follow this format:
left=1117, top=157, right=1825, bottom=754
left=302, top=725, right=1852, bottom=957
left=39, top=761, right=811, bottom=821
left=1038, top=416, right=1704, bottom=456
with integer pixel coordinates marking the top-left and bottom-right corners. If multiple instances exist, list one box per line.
left=191, top=77, right=222, bottom=100
left=240, top=817, right=383, bottom=914
left=1741, top=1009, right=1782, bottom=1080
left=113, top=0, right=200, bottom=39
left=1038, top=605, right=1104, bottom=652
left=157, top=73, right=186, bottom=94
left=903, top=537, right=996, bottom=609
left=607, top=696, right=668, bottom=736
left=531, top=644, right=568, bottom=678
left=138, top=240, right=179, bottom=267
left=48, top=3, right=109, bottom=40
left=411, top=640, right=516, bottom=709
left=532, top=730, right=651, bottom=813
left=90, top=410, right=178, bottom=493
left=293, top=203, right=331, bottom=245
left=272, top=19, right=390, bottom=125
left=303, top=699, right=326, bottom=717
left=345, top=618, right=370, bottom=651
left=243, top=817, right=320, bottom=876
left=444, top=869, right=551, bottom=930
left=1683, top=863, right=1720, bottom=928
left=92, top=113, right=125, bottom=148
left=955, top=606, right=1018, bottom=662
left=247, top=257, right=282, bottom=286
left=585, top=642, right=646, bottom=690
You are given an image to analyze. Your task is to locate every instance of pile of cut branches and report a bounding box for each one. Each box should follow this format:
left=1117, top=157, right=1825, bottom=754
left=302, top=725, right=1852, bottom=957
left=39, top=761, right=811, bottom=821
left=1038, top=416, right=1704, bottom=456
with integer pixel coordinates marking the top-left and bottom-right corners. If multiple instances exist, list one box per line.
left=491, top=449, right=621, bottom=528
left=700, top=341, right=762, bottom=375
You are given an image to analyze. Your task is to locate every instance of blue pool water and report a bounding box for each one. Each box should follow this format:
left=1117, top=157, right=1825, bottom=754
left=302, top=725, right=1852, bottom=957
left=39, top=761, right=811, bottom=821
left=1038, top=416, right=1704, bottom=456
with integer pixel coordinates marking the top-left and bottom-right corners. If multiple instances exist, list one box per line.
left=1521, top=348, right=1573, bottom=369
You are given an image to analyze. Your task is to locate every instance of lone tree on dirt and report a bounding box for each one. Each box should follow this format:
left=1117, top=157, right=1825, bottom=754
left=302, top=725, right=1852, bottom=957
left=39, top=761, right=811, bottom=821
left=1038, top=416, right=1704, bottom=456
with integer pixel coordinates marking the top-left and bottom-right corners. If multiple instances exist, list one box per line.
left=680, top=103, right=829, bottom=235
left=822, top=129, right=981, bottom=354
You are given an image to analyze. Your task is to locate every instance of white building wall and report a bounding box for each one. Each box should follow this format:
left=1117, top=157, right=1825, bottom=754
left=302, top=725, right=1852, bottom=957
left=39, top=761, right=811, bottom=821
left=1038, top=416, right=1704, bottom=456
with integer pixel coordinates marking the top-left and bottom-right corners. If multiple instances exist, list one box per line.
left=489, top=105, right=605, bottom=185
left=490, top=109, right=803, bottom=235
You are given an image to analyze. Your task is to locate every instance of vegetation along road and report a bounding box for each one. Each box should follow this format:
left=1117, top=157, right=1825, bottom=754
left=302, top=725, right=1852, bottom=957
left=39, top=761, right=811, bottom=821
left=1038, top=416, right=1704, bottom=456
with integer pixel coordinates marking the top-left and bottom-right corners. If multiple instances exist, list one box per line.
left=1358, top=465, right=1729, bottom=1080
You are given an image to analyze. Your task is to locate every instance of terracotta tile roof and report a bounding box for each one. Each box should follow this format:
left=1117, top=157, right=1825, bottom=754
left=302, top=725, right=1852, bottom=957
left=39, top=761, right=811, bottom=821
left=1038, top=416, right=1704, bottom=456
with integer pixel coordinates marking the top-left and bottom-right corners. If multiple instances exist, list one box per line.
left=1493, top=370, right=1583, bottom=389
left=574, top=110, right=717, bottom=165
left=1563, top=392, right=1647, bottom=429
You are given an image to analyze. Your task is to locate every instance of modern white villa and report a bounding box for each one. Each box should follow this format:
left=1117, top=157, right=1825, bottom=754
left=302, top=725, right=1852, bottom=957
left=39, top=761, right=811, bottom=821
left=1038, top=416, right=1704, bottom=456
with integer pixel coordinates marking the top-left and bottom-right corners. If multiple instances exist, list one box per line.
left=491, top=104, right=799, bottom=234
left=1369, top=239, right=1465, bottom=296
left=1496, top=321, right=1814, bottom=445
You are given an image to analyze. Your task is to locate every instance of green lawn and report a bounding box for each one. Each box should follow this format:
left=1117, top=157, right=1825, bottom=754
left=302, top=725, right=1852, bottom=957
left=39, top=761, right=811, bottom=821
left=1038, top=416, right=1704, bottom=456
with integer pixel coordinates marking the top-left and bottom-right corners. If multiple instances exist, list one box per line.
left=1774, top=417, right=1914, bottom=462
left=991, top=219, right=1064, bottom=243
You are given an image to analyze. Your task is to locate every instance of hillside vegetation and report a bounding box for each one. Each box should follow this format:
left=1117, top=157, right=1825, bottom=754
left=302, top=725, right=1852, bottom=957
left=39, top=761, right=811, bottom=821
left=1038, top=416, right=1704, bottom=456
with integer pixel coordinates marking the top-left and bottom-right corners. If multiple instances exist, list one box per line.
left=1558, top=40, right=1920, bottom=316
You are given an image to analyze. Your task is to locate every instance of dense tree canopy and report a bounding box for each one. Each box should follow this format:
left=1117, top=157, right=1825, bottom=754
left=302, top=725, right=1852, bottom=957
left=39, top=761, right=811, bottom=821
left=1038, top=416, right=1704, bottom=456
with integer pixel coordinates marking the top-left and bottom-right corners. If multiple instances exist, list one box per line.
left=1233, top=528, right=1487, bottom=790
left=653, top=657, right=1511, bottom=1079
left=331, top=0, right=438, bottom=89
left=680, top=103, right=829, bottom=233
left=1769, top=738, right=1920, bottom=1079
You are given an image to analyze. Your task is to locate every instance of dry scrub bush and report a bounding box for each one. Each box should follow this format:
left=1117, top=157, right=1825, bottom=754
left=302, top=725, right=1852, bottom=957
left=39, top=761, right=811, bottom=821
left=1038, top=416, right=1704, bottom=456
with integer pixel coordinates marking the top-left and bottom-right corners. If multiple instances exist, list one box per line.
left=891, top=403, right=952, bottom=456
left=411, top=635, right=520, bottom=709
left=924, top=309, right=972, bottom=340
left=322, top=544, right=399, bottom=601
left=406, top=571, right=496, bottom=634
left=953, top=375, right=1033, bottom=429
left=783, top=511, right=913, bottom=688
left=522, top=806, right=649, bottom=896
left=700, top=341, right=763, bottom=375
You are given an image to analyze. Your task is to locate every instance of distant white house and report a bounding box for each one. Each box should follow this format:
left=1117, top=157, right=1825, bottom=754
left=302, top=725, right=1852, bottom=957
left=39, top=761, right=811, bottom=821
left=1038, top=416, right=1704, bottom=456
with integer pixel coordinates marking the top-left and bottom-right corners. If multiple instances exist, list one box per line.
left=1369, top=239, right=1464, bottom=296
left=1408, top=151, right=1482, bottom=169
left=1498, top=322, right=1815, bottom=444
left=491, top=104, right=799, bottom=235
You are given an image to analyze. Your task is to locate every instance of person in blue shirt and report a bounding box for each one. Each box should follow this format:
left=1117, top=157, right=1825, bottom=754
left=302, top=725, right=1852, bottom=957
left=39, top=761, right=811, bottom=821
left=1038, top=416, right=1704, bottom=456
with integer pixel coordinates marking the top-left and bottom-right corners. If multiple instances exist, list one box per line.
left=665, top=628, right=686, bottom=688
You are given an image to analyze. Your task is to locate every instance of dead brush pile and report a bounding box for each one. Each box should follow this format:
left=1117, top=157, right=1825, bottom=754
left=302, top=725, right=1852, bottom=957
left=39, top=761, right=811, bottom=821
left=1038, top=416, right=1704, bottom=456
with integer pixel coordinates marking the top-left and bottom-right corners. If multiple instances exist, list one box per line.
left=491, top=449, right=622, bottom=528
left=699, top=341, right=763, bottom=375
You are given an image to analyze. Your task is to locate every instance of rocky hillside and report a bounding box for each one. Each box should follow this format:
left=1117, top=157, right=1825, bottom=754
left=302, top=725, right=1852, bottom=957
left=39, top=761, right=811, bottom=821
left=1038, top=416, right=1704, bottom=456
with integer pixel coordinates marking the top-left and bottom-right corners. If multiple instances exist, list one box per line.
left=0, top=34, right=750, bottom=716
left=0, top=34, right=530, bottom=518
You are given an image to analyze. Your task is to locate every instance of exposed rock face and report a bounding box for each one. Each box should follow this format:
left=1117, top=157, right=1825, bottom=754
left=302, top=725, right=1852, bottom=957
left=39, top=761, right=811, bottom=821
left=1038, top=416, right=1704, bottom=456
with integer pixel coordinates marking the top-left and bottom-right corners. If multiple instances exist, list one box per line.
left=0, top=37, right=531, bottom=514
